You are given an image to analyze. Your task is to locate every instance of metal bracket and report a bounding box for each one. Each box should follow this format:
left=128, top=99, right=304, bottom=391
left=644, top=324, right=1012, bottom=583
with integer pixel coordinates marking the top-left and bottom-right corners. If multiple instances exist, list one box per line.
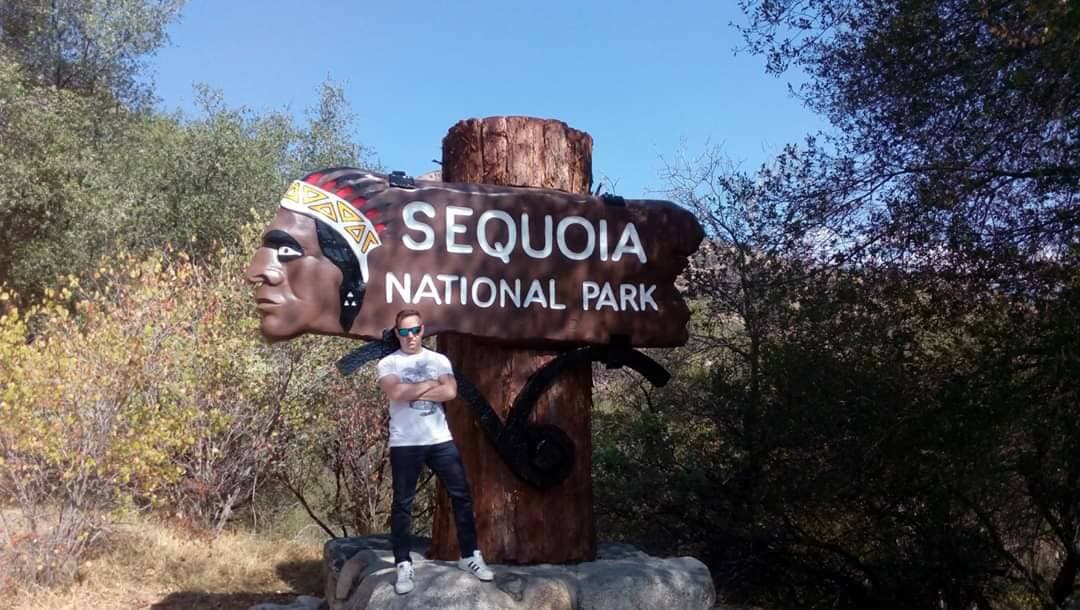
left=600, top=193, right=626, bottom=207
left=335, top=335, right=671, bottom=489
left=604, top=334, right=632, bottom=369
left=388, top=170, right=416, bottom=189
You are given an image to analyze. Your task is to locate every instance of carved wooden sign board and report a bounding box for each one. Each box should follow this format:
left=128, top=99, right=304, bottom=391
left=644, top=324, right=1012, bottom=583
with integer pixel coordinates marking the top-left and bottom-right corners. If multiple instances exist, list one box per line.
left=245, top=169, right=703, bottom=348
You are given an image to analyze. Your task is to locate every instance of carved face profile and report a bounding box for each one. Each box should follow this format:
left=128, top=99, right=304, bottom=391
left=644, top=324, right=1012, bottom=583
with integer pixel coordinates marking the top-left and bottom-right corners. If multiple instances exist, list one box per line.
left=245, top=208, right=347, bottom=341
left=245, top=169, right=387, bottom=342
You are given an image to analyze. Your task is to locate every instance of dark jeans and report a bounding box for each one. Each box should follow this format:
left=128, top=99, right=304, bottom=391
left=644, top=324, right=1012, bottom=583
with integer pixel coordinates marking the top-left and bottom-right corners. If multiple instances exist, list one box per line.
left=390, top=440, right=478, bottom=564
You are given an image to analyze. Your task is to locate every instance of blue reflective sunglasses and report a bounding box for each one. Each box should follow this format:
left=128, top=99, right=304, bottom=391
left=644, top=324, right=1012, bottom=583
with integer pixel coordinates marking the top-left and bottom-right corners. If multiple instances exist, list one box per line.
left=396, top=325, right=423, bottom=337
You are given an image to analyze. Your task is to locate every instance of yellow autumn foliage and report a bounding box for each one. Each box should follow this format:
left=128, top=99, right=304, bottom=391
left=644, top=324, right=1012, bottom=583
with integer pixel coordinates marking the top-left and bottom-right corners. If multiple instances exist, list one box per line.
left=0, top=230, right=371, bottom=585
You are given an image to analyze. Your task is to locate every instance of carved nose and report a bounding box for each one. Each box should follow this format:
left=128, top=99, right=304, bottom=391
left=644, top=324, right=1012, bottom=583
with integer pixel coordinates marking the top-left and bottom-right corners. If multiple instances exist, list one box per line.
left=245, top=250, right=283, bottom=285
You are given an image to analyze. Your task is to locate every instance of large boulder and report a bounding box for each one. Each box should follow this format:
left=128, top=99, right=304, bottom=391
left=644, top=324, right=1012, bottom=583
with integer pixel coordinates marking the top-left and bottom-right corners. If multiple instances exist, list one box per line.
left=324, top=535, right=715, bottom=610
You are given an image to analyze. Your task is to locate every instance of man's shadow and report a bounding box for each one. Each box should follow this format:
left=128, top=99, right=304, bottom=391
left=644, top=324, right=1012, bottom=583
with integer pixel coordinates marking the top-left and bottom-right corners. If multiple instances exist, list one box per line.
left=276, top=558, right=325, bottom=593
left=148, top=558, right=324, bottom=609
left=150, top=591, right=308, bottom=609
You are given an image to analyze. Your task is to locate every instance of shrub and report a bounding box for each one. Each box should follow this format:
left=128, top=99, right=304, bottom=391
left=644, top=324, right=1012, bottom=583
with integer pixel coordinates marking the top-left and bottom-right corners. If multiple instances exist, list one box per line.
left=0, top=226, right=386, bottom=584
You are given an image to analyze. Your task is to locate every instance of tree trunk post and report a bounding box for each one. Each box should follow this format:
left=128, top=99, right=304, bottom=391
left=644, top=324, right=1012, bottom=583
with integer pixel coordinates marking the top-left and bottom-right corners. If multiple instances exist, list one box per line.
left=429, top=116, right=597, bottom=564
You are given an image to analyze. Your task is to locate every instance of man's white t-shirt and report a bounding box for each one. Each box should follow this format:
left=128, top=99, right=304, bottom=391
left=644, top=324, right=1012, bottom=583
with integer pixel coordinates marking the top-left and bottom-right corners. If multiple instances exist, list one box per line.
left=376, top=348, right=454, bottom=447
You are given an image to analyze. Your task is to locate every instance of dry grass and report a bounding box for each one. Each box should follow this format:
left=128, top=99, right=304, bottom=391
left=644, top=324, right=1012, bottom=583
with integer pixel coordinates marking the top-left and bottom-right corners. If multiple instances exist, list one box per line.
left=2, top=516, right=325, bottom=610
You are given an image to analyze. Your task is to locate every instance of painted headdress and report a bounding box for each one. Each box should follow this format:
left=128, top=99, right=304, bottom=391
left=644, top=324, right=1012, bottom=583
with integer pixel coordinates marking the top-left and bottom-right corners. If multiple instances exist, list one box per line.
left=279, top=168, right=389, bottom=331
left=278, top=169, right=388, bottom=283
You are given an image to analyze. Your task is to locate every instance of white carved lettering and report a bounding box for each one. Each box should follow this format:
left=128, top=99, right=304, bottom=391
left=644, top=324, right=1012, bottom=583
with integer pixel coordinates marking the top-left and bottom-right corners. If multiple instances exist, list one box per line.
left=446, top=206, right=474, bottom=255
left=402, top=202, right=435, bottom=250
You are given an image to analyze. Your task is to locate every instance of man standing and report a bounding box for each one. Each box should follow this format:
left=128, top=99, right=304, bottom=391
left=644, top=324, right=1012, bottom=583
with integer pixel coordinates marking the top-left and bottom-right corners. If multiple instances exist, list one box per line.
left=376, top=309, right=494, bottom=595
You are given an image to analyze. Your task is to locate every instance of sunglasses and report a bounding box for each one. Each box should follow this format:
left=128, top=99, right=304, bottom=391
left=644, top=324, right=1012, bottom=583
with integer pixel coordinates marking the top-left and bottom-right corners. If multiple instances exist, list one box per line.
left=396, top=325, right=423, bottom=337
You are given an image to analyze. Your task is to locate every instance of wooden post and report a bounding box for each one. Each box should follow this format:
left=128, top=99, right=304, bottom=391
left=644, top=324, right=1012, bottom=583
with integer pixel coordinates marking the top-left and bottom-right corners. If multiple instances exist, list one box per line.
left=429, top=116, right=596, bottom=564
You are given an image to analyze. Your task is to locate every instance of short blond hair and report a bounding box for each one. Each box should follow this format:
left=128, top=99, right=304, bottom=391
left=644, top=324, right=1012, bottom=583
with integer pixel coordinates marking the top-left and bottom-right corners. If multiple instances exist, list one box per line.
left=394, top=309, right=422, bottom=328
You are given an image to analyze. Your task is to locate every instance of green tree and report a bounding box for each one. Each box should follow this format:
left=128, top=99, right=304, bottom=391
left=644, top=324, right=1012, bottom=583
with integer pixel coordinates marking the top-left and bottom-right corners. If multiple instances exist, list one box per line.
left=291, top=80, right=378, bottom=176
left=0, top=52, right=135, bottom=292
left=736, top=0, right=1078, bottom=284
left=595, top=3, right=1079, bottom=607
left=730, top=2, right=1079, bottom=606
left=0, top=0, right=184, bottom=106
left=0, top=74, right=370, bottom=295
left=600, top=189, right=976, bottom=608
left=0, top=0, right=373, bottom=295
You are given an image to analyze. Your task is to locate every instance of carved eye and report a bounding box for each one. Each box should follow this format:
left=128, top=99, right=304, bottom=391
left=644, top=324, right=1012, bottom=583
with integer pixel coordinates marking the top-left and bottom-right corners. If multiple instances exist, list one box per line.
left=276, top=245, right=302, bottom=261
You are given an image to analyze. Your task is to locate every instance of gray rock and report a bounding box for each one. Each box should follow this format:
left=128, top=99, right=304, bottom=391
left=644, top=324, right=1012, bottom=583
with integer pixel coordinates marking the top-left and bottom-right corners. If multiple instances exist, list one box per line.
left=325, top=536, right=715, bottom=610
left=575, top=556, right=715, bottom=610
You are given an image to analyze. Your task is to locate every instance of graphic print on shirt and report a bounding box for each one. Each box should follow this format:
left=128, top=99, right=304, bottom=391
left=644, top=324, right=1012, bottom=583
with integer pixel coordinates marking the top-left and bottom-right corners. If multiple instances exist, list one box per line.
left=399, top=360, right=441, bottom=415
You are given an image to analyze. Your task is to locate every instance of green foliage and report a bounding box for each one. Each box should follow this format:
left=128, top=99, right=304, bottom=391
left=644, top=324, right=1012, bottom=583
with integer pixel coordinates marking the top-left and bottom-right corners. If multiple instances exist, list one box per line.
left=735, top=0, right=1079, bottom=283
left=0, top=0, right=388, bottom=588
left=0, top=0, right=185, bottom=105
left=0, top=0, right=395, bottom=590
left=596, top=150, right=1080, bottom=609
left=0, top=0, right=372, bottom=296
left=102, top=86, right=297, bottom=260
left=0, top=52, right=126, bottom=293
left=291, top=80, right=378, bottom=176
left=0, top=231, right=390, bottom=584
left=595, top=3, right=1080, bottom=607
left=0, top=69, right=369, bottom=295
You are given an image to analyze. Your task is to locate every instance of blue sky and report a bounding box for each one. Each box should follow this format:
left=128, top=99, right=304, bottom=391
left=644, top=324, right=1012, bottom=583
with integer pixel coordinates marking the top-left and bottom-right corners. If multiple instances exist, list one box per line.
left=150, top=0, right=827, bottom=199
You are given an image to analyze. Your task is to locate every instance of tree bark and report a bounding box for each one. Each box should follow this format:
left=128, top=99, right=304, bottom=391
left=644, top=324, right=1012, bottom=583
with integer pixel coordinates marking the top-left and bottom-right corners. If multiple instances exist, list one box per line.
left=429, top=116, right=597, bottom=563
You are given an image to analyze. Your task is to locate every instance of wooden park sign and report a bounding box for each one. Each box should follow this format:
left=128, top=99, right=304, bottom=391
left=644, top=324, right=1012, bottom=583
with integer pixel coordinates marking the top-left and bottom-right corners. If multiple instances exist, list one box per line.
left=250, top=169, right=699, bottom=348
left=246, top=116, right=703, bottom=564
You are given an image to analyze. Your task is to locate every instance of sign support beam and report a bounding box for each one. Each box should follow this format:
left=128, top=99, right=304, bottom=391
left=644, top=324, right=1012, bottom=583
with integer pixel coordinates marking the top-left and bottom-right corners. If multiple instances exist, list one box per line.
left=430, top=117, right=598, bottom=564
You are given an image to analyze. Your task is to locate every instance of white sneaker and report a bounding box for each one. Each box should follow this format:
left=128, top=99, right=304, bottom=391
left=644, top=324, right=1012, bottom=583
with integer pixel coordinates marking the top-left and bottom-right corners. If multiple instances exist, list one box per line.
left=394, top=561, right=414, bottom=594
left=458, top=550, right=495, bottom=581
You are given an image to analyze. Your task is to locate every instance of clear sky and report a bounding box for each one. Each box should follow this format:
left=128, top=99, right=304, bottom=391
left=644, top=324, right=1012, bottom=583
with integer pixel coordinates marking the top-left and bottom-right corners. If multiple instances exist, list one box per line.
left=149, top=0, right=827, bottom=199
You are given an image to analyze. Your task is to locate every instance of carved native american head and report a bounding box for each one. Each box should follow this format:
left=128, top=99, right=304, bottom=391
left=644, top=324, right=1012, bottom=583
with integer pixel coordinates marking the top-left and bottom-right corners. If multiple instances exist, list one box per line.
left=244, top=168, right=388, bottom=342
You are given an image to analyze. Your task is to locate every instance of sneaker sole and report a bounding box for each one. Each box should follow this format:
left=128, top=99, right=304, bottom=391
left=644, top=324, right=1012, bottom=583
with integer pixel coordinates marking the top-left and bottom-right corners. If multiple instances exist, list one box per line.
left=460, top=566, right=495, bottom=581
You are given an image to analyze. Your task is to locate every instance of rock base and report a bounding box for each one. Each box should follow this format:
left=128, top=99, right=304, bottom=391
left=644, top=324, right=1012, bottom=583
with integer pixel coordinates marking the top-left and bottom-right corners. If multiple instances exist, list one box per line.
left=325, top=535, right=715, bottom=610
